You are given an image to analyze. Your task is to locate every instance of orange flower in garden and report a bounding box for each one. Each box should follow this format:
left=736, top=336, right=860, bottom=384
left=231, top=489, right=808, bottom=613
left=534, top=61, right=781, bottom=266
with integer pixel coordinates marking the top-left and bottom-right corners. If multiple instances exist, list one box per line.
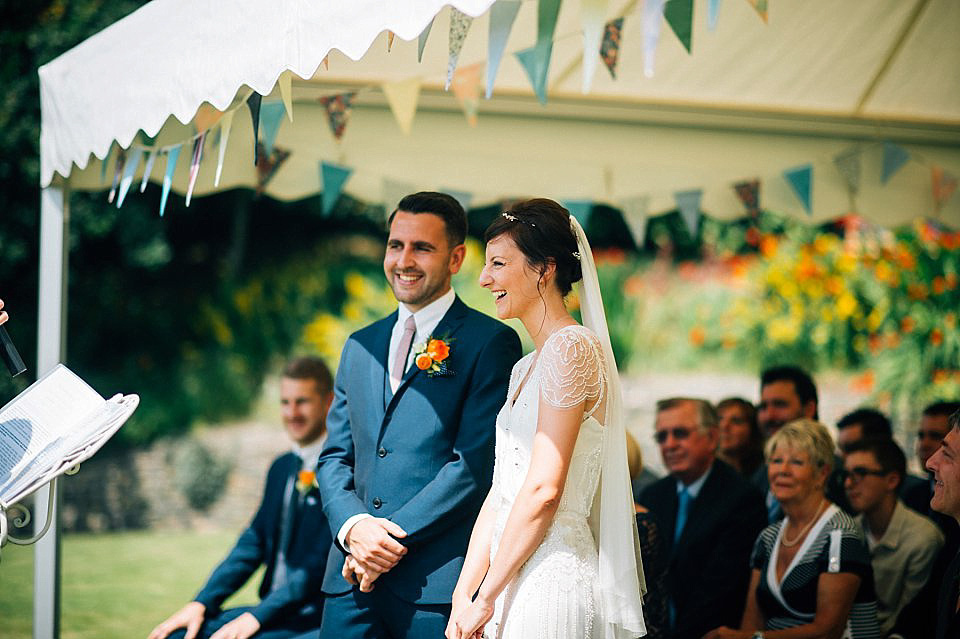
left=931, top=328, right=944, bottom=346
left=868, top=334, right=881, bottom=354
left=907, top=283, right=928, bottom=300
left=760, top=235, right=779, bottom=258
left=851, top=371, right=874, bottom=393
left=896, top=249, right=916, bottom=270
left=427, top=339, right=449, bottom=362
left=416, top=353, right=434, bottom=370
left=947, top=273, right=958, bottom=290
left=901, top=317, right=915, bottom=333
left=689, top=326, right=706, bottom=346
left=933, top=370, right=950, bottom=384
left=947, top=313, right=956, bottom=329
left=933, top=277, right=947, bottom=295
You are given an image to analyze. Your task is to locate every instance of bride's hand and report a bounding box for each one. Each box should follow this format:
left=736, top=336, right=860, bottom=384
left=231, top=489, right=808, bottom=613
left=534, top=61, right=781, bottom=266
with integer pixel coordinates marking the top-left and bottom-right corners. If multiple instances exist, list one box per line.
left=450, top=596, right=494, bottom=639
left=445, top=593, right=472, bottom=639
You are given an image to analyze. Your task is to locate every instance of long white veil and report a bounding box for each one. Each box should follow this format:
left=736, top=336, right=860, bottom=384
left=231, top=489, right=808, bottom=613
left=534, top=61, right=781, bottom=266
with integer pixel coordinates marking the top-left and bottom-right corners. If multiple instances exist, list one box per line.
left=571, top=216, right=647, bottom=638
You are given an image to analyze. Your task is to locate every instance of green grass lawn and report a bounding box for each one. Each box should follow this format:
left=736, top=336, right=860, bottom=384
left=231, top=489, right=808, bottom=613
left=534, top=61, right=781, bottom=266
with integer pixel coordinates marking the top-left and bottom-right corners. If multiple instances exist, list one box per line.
left=1, top=529, right=261, bottom=639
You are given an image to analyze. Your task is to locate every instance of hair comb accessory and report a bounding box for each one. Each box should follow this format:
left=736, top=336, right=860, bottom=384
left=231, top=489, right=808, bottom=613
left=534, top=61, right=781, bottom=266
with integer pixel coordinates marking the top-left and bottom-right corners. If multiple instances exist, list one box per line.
left=501, top=211, right=535, bottom=227
left=572, top=251, right=582, bottom=259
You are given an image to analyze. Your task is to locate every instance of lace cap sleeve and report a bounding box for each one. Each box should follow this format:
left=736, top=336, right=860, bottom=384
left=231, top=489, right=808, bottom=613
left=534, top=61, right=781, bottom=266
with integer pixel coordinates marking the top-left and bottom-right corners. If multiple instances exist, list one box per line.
left=539, top=326, right=605, bottom=409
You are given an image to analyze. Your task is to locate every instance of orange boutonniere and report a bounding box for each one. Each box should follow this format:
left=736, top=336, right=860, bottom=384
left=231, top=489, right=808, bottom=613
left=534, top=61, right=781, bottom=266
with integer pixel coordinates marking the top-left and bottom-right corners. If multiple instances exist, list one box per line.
left=413, top=336, right=454, bottom=377
left=296, top=469, right=318, bottom=495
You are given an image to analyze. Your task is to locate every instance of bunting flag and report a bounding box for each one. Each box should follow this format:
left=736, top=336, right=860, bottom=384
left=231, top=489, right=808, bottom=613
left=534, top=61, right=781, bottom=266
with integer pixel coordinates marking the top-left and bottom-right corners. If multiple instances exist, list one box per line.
left=214, top=110, right=235, bottom=187
left=443, top=189, right=474, bottom=212
left=140, top=148, right=158, bottom=193
left=675, top=189, right=703, bottom=236
left=516, top=0, right=562, bottom=104
left=665, top=0, right=694, bottom=53
left=247, top=92, right=263, bottom=165
left=418, top=17, right=434, bottom=63
left=256, top=143, right=290, bottom=195
left=580, top=0, right=608, bottom=93
left=383, top=78, right=421, bottom=135
left=194, top=104, right=223, bottom=134
left=707, top=0, right=722, bottom=30
left=881, top=142, right=910, bottom=185
left=452, top=63, right=483, bottom=126
left=642, top=0, right=666, bottom=77
left=185, top=132, right=206, bottom=207
left=116, top=148, right=143, bottom=208
left=383, top=178, right=416, bottom=214
left=278, top=72, right=294, bottom=122
left=387, top=30, right=396, bottom=52
left=259, top=101, right=287, bottom=156
left=932, top=165, right=959, bottom=210
left=108, top=148, right=126, bottom=204
left=620, top=195, right=650, bottom=248
left=834, top=146, right=862, bottom=195
left=733, top=179, right=760, bottom=217
left=600, top=18, right=625, bottom=79
left=487, top=0, right=522, bottom=98
left=318, top=92, right=357, bottom=141
left=159, top=144, right=182, bottom=217
left=446, top=9, right=473, bottom=91
left=320, top=161, right=353, bottom=216
left=746, top=0, right=768, bottom=23
left=563, top=200, right=593, bottom=227
left=783, top=164, right=812, bottom=214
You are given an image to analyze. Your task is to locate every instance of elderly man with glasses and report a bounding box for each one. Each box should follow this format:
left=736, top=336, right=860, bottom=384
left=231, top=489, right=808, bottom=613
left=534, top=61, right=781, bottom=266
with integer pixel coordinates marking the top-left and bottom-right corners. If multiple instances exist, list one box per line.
left=639, top=397, right=767, bottom=639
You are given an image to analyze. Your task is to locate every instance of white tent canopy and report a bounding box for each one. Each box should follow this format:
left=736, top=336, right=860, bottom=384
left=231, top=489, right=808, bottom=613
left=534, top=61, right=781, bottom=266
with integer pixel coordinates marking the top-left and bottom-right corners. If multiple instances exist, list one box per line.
left=39, top=0, right=960, bottom=224
left=26, top=1, right=960, bottom=637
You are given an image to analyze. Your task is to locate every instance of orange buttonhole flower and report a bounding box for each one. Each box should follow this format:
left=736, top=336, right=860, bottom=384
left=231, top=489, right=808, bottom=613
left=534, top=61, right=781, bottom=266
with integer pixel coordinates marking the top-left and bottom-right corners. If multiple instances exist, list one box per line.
left=416, top=353, right=434, bottom=370
left=298, top=469, right=316, bottom=485
left=427, top=339, right=450, bottom=362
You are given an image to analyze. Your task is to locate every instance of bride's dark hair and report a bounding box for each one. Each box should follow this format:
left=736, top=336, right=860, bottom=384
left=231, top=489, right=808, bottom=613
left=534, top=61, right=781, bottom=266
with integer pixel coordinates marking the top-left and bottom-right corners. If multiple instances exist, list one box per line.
left=483, top=198, right=583, bottom=296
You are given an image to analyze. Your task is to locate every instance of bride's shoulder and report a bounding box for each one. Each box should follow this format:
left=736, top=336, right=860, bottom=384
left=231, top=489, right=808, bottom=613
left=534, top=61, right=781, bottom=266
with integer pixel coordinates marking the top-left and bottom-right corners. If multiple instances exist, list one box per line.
left=543, top=324, right=602, bottom=355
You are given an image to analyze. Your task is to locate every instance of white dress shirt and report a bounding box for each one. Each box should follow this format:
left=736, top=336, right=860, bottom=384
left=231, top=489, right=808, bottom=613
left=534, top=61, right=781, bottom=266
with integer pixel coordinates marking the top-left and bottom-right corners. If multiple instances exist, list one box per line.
left=338, top=288, right=457, bottom=549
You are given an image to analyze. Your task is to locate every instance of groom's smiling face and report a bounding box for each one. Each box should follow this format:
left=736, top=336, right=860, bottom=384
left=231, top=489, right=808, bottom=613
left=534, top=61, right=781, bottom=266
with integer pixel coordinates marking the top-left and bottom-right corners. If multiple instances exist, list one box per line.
left=384, top=210, right=465, bottom=311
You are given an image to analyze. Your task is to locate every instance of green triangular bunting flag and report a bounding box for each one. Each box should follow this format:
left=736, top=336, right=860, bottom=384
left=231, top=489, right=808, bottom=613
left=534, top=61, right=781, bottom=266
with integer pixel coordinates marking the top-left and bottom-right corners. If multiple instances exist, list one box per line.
left=665, top=0, right=694, bottom=53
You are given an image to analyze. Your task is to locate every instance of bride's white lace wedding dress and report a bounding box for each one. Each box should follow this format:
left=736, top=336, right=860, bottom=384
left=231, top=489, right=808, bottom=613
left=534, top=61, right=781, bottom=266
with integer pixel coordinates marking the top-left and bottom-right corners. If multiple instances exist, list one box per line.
left=487, top=324, right=609, bottom=639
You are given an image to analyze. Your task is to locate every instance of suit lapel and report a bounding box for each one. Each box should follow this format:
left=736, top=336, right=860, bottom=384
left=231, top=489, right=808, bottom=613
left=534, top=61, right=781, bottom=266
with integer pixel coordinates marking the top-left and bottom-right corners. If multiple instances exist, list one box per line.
left=383, top=296, right=469, bottom=415
left=371, top=311, right=396, bottom=411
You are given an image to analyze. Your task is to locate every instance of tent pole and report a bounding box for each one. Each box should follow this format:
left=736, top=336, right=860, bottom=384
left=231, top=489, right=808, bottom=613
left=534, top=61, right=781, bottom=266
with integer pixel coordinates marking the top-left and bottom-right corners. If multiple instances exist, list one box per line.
left=35, top=182, right=70, bottom=639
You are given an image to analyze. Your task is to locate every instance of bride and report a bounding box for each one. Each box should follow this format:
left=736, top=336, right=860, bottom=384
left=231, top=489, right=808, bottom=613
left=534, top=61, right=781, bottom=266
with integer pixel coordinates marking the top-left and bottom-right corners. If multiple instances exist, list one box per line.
left=446, top=199, right=646, bottom=639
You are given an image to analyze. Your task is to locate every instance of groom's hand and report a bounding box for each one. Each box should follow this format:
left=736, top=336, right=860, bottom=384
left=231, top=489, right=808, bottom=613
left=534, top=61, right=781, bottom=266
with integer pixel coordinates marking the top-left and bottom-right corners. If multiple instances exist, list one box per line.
left=344, top=517, right=408, bottom=572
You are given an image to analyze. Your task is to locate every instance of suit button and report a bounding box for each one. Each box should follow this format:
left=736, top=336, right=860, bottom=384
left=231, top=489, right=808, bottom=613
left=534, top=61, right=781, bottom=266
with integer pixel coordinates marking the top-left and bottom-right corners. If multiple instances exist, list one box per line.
left=373, top=498, right=382, bottom=509
left=378, top=447, right=387, bottom=458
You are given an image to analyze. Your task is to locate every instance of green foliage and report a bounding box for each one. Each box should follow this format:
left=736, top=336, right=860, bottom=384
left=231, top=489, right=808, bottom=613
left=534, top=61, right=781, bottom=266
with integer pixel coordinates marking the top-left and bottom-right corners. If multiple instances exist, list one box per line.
left=171, top=439, right=232, bottom=511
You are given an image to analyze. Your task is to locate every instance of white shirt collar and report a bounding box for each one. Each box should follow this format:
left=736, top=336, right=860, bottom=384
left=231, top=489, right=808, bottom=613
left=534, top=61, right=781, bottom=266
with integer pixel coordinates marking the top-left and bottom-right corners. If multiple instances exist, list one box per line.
left=676, top=461, right=714, bottom=498
left=293, top=438, right=325, bottom=470
left=397, top=287, right=456, bottom=340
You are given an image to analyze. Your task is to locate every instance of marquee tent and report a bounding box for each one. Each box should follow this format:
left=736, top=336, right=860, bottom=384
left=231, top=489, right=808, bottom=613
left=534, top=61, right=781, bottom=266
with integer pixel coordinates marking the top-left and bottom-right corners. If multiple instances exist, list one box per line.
left=28, top=0, right=960, bottom=637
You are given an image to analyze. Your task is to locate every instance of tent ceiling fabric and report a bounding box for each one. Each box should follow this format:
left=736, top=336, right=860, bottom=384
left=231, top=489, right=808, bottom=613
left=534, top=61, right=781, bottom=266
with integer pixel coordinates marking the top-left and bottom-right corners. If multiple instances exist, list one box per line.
left=39, top=0, right=960, bottom=225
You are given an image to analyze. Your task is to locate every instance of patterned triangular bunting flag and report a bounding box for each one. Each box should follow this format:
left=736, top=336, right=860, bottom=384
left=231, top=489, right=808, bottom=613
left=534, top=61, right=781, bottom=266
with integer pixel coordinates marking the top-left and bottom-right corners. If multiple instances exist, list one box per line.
left=318, top=92, right=357, bottom=141
left=733, top=179, right=760, bottom=217
left=256, top=144, right=290, bottom=195
left=601, top=18, right=625, bottom=79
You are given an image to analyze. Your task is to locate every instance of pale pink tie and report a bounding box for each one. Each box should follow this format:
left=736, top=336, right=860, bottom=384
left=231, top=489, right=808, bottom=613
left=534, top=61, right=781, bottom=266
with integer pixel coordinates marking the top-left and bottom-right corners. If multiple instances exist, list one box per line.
left=392, top=315, right=416, bottom=385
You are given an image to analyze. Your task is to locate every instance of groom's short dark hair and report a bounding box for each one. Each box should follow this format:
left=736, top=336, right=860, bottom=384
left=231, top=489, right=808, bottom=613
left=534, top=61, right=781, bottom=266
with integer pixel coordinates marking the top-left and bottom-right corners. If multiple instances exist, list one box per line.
left=389, top=191, right=467, bottom=247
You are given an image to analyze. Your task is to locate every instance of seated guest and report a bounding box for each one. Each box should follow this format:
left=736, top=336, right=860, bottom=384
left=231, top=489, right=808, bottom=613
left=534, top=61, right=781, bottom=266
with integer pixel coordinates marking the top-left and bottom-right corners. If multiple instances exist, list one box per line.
left=925, top=409, right=960, bottom=639
left=148, top=357, right=335, bottom=639
left=843, top=438, right=943, bottom=636
left=626, top=431, right=667, bottom=639
left=717, top=397, right=764, bottom=477
left=706, top=419, right=881, bottom=639
left=753, top=366, right=852, bottom=522
left=836, top=408, right=892, bottom=454
left=639, top=398, right=767, bottom=639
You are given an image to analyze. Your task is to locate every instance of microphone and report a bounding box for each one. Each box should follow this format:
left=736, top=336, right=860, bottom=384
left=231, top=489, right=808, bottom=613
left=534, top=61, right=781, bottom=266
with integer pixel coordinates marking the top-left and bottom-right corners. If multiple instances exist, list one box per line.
left=0, top=325, right=26, bottom=377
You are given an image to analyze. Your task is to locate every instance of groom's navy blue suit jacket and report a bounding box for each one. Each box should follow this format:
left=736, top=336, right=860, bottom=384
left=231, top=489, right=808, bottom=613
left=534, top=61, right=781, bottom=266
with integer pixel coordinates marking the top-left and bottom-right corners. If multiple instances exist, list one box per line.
left=317, top=295, right=521, bottom=604
left=194, top=451, right=331, bottom=627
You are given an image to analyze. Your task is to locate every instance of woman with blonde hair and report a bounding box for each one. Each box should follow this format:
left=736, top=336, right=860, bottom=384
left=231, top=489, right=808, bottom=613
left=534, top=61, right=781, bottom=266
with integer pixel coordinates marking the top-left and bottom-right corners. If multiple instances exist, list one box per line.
left=705, top=418, right=880, bottom=639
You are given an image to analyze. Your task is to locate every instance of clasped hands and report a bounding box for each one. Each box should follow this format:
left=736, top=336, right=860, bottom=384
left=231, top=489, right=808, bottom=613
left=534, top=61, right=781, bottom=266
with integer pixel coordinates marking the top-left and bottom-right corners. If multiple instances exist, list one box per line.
left=341, top=517, right=407, bottom=592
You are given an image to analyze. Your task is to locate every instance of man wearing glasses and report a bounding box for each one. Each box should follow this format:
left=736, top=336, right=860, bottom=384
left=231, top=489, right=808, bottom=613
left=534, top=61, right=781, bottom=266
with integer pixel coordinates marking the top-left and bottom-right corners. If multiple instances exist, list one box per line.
left=843, top=438, right=944, bottom=636
left=639, top=398, right=766, bottom=639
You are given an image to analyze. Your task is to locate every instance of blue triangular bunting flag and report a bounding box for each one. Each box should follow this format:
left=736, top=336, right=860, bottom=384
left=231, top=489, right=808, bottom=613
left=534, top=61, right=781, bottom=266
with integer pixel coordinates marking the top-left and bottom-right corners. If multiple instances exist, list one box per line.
left=159, top=145, right=182, bottom=217
left=708, top=0, right=722, bottom=30
left=783, top=164, right=813, bottom=215
left=674, top=189, right=702, bottom=236
left=515, top=43, right=553, bottom=105
left=881, top=142, right=910, bottom=185
left=418, top=17, right=435, bottom=63
left=486, top=0, right=522, bottom=98
left=116, top=148, right=143, bottom=208
left=563, top=200, right=593, bottom=226
left=320, top=162, right=353, bottom=216
left=259, top=101, right=287, bottom=157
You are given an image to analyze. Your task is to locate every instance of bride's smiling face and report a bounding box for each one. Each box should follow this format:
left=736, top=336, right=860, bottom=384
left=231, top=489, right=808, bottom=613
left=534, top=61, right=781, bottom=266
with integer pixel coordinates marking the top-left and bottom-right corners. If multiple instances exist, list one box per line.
left=479, top=234, right=547, bottom=321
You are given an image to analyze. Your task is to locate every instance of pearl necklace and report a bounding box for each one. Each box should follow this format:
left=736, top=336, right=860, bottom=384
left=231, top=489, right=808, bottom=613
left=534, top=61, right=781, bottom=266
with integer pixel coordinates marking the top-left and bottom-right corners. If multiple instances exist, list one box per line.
left=780, top=499, right=827, bottom=548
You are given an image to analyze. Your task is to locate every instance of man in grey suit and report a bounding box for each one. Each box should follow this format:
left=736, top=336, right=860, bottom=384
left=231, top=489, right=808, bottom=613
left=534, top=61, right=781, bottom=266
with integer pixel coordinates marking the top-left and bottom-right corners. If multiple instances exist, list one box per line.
left=316, top=192, right=521, bottom=639
left=927, top=409, right=960, bottom=639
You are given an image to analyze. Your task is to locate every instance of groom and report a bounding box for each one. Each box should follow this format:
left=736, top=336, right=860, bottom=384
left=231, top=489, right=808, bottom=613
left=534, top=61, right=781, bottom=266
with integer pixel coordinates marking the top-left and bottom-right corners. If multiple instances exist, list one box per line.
left=316, top=192, right=521, bottom=638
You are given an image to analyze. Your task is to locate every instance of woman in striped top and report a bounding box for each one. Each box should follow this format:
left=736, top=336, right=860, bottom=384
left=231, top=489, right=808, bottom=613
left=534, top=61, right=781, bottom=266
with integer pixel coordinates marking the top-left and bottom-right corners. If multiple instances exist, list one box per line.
left=705, top=419, right=881, bottom=639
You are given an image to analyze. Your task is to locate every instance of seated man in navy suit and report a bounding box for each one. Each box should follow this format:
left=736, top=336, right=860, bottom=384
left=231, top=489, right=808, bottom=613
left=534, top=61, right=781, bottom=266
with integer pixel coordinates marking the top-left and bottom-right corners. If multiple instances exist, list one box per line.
left=148, top=357, right=335, bottom=639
